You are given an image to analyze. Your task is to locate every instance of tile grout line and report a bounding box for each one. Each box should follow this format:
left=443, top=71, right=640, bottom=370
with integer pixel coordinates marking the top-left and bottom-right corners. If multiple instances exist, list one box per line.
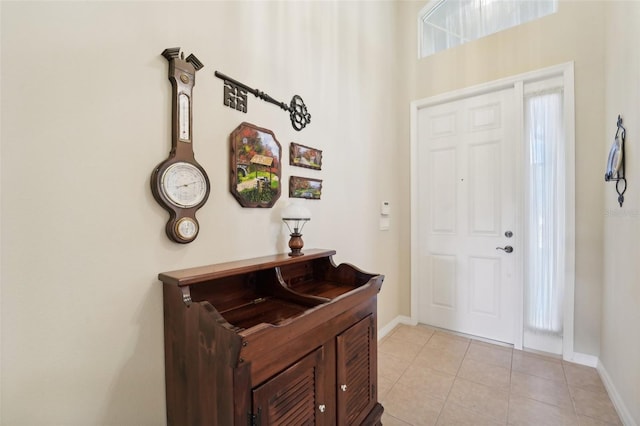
left=435, top=337, right=473, bottom=425
left=412, top=328, right=435, bottom=426
left=508, top=344, right=513, bottom=425
left=562, top=358, right=583, bottom=421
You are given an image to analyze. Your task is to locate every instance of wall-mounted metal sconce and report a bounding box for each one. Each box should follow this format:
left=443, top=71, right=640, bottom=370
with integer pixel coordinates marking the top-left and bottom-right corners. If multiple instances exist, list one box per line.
left=605, top=115, right=627, bottom=207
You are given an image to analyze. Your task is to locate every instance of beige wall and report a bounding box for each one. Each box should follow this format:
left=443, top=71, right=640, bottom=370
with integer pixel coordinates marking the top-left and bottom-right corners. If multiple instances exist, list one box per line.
left=0, top=2, right=402, bottom=423
left=397, top=0, right=606, bottom=356
left=2, top=0, right=638, bottom=424
left=602, top=2, right=640, bottom=423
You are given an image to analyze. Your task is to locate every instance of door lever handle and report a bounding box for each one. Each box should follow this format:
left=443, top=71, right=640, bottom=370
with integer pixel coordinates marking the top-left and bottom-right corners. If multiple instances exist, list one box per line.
left=496, top=246, right=513, bottom=253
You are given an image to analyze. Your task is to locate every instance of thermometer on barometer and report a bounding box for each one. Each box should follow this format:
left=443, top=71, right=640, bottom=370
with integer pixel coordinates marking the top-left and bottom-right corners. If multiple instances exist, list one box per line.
left=179, top=93, right=190, bottom=141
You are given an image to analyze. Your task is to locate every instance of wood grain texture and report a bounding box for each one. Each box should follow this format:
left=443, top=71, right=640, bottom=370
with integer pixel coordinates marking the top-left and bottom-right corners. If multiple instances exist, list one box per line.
left=159, top=250, right=383, bottom=425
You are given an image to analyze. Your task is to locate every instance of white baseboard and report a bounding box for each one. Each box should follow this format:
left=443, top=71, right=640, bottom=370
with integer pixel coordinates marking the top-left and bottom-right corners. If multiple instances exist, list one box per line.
left=598, top=361, right=638, bottom=426
left=564, top=351, right=599, bottom=368
left=524, top=331, right=563, bottom=355
left=378, top=315, right=415, bottom=340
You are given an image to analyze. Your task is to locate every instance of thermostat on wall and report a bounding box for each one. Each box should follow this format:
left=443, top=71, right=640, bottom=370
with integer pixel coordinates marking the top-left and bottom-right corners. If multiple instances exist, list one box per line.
left=381, top=201, right=391, bottom=216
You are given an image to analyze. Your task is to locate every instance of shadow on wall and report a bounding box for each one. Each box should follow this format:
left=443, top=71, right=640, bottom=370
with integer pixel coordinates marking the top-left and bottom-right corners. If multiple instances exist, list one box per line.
left=102, top=282, right=166, bottom=425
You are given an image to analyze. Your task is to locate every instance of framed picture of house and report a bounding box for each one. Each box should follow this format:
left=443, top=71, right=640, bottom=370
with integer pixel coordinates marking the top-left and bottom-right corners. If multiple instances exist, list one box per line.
left=290, top=142, right=322, bottom=170
left=229, top=122, right=282, bottom=208
left=289, top=176, right=322, bottom=200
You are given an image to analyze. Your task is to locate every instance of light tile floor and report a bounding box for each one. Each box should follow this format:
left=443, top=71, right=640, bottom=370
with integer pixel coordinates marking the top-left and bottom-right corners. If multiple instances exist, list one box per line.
left=378, top=324, right=622, bottom=426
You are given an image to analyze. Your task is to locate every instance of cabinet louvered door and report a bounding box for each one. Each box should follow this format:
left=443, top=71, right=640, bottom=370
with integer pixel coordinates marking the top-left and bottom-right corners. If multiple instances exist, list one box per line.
left=252, top=347, right=325, bottom=426
left=336, top=315, right=376, bottom=425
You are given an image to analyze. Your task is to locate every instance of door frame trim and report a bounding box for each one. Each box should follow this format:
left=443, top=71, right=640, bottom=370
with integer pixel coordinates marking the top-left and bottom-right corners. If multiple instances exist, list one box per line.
left=410, top=62, right=575, bottom=355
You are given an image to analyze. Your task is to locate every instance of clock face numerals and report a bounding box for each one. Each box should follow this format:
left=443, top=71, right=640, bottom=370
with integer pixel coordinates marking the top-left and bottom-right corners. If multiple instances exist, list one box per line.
left=160, top=162, right=208, bottom=208
left=175, top=217, right=198, bottom=241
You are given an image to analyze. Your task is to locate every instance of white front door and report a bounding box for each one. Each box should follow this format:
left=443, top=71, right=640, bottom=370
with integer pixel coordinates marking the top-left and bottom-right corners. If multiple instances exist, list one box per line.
left=416, top=87, right=519, bottom=344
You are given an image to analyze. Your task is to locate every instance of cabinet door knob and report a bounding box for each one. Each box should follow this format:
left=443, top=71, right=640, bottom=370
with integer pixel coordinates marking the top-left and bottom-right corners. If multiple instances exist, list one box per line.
left=318, top=404, right=326, bottom=413
left=340, top=384, right=347, bottom=392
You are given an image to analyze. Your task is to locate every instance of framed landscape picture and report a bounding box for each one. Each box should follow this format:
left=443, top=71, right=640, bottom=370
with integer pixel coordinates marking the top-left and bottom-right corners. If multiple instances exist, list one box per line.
left=229, top=122, right=282, bottom=208
left=290, top=142, right=322, bottom=170
left=289, top=176, right=322, bottom=200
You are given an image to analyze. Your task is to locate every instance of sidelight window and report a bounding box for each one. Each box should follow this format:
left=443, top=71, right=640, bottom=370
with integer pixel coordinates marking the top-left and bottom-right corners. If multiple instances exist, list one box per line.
left=524, top=82, right=565, bottom=351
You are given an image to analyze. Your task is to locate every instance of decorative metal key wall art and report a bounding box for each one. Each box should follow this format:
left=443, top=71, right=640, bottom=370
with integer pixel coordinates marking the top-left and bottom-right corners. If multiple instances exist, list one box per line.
left=215, top=71, right=311, bottom=131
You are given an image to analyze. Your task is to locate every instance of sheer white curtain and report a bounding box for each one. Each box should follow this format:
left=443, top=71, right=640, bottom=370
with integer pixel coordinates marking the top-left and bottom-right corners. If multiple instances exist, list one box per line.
left=524, top=91, right=564, bottom=336
left=420, top=0, right=557, bottom=57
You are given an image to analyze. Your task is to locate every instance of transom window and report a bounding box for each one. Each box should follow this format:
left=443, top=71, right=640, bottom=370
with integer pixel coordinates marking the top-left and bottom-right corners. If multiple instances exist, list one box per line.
left=419, top=0, right=558, bottom=58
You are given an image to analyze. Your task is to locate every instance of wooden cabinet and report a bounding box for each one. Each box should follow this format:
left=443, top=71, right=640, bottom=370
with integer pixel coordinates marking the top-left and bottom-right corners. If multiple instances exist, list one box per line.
left=158, top=249, right=384, bottom=426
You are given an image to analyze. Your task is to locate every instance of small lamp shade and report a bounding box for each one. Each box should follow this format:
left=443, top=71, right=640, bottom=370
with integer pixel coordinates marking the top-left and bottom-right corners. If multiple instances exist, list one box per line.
left=281, top=203, right=311, bottom=256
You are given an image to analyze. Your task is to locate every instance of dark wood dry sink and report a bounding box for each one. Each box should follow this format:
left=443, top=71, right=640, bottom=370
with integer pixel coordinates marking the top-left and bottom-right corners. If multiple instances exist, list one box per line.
left=159, top=249, right=384, bottom=425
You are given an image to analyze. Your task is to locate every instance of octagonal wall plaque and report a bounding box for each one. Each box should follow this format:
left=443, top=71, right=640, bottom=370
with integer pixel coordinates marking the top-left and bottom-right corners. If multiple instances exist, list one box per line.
left=229, top=122, right=282, bottom=208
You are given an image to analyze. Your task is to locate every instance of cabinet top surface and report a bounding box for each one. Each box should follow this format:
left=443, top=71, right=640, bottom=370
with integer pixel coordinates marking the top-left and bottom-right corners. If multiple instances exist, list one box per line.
left=158, top=248, right=337, bottom=286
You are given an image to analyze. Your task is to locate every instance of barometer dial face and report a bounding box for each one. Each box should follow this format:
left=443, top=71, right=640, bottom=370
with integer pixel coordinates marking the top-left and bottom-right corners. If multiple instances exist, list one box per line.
left=160, top=162, right=208, bottom=208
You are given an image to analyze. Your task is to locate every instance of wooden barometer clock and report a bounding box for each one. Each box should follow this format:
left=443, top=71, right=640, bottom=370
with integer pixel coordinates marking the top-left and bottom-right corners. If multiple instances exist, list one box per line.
left=151, top=47, right=209, bottom=244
